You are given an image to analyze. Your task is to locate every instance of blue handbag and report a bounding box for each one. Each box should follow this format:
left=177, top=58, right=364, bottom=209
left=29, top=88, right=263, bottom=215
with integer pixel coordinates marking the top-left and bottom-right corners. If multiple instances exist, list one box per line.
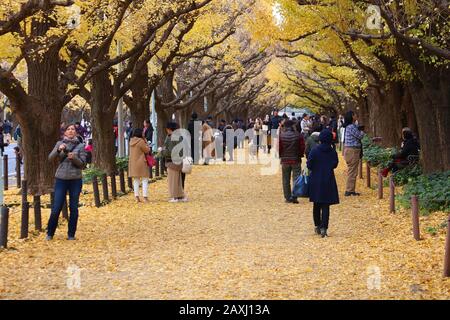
left=293, top=169, right=309, bottom=198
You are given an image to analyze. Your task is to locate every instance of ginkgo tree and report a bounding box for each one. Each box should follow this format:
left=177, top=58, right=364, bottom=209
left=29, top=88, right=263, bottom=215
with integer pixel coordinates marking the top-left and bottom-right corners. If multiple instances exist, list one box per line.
left=271, top=0, right=449, bottom=173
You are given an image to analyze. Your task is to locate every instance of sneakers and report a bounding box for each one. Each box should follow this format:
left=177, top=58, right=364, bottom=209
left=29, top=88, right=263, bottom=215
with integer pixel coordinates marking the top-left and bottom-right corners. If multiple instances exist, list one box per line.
left=314, top=227, right=321, bottom=235
left=345, top=192, right=361, bottom=197
left=320, top=228, right=328, bottom=238
left=67, top=236, right=76, bottom=241
left=179, top=197, right=189, bottom=203
left=168, top=198, right=179, bottom=203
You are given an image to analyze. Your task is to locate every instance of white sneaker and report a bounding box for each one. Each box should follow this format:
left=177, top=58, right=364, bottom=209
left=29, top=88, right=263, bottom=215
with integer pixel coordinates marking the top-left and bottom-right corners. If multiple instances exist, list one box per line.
left=168, top=198, right=179, bottom=203
left=180, top=197, right=189, bottom=203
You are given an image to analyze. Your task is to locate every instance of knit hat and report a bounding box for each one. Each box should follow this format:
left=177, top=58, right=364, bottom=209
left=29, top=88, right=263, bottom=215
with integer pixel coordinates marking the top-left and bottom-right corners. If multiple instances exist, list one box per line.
left=319, top=129, right=332, bottom=144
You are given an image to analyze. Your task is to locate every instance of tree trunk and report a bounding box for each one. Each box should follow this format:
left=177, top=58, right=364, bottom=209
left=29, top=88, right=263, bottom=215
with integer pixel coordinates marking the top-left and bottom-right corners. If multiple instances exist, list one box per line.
left=393, top=41, right=450, bottom=173
left=17, top=100, right=61, bottom=195
left=90, top=70, right=117, bottom=174
left=17, top=27, right=64, bottom=195
left=128, top=67, right=150, bottom=128
left=366, top=83, right=403, bottom=147
left=409, top=73, right=450, bottom=173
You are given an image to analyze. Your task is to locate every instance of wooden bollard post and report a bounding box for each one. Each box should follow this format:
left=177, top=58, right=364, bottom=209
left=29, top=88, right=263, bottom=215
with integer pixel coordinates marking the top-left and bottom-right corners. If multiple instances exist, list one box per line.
left=33, top=195, right=42, bottom=231
left=101, top=174, right=109, bottom=202
left=160, top=158, right=167, bottom=176
left=411, top=195, right=420, bottom=241
left=119, top=169, right=126, bottom=194
left=155, top=158, right=160, bottom=178
left=92, top=176, right=101, bottom=208
left=378, top=169, right=383, bottom=199
left=110, top=173, right=117, bottom=199
left=149, top=165, right=153, bottom=180
left=62, top=197, right=69, bottom=221
left=359, top=160, right=363, bottom=179
left=0, top=206, right=9, bottom=248
left=389, top=176, right=396, bottom=213
left=20, top=180, right=29, bottom=239
left=443, top=214, right=450, bottom=277
left=3, top=155, right=8, bottom=191
left=366, top=162, right=371, bottom=188
left=50, top=192, right=55, bottom=209
left=127, top=170, right=133, bottom=190
left=128, top=176, right=133, bottom=190
left=16, top=156, right=21, bottom=188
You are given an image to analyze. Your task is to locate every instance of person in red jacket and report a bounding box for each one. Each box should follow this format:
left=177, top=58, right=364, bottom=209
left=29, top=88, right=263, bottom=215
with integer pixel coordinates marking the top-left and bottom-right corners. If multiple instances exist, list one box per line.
left=279, top=120, right=305, bottom=204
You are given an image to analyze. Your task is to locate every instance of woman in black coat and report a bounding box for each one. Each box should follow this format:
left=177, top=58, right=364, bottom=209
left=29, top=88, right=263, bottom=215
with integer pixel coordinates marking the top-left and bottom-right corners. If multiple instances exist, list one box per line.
left=307, top=130, right=339, bottom=238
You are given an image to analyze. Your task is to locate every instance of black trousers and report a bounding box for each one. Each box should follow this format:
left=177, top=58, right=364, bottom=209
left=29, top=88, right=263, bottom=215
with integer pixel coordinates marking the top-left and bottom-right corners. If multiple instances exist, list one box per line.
left=313, top=203, right=330, bottom=230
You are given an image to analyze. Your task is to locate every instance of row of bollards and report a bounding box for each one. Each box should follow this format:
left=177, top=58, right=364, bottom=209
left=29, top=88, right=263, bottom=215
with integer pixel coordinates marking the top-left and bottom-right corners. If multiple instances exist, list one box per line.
left=363, top=160, right=450, bottom=277
left=1, top=158, right=168, bottom=249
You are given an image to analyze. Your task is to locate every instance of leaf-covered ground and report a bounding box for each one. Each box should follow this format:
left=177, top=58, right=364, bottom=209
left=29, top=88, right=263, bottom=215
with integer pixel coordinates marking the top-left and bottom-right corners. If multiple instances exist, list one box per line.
left=0, top=155, right=449, bottom=299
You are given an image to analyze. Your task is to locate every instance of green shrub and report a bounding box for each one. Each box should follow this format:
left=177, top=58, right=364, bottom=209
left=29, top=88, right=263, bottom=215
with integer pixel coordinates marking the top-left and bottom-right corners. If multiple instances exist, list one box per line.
left=362, top=135, right=422, bottom=186
left=393, top=164, right=423, bottom=186
left=116, top=157, right=129, bottom=171
left=83, top=167, right=106, bottom=184
left=397, top=171, right=450, bottom=214
left=362, top=136, right=395, bottom=168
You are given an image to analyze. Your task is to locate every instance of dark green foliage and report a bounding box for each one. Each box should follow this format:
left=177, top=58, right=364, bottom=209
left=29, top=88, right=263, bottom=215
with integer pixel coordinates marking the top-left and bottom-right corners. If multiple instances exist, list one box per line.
left=83, top=167, right=106, bottom=184
left=116, top=157, right=129, bottom=171
left=362, top=136, right=395, bottom=168
left=393, top=164, right=423, bottom=186
left=397, top=171, right=450, bottom=214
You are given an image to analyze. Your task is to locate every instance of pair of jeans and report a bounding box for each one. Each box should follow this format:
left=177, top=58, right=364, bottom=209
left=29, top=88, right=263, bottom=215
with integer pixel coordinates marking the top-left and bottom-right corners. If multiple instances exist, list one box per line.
left=313, top=203, right=330, bottom=229
left=281, top=163, right=301, bottom=201
left=47, top=178, right=82, bottom=238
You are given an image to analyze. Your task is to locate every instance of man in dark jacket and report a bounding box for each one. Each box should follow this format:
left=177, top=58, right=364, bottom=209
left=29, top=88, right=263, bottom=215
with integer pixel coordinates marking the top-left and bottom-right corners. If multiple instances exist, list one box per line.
left=188, top=112, right=199, bottom=164
left=270, top=109, right=282, bottom=131
left=143, top=120, right=154, bottom=144
left=279, top=120, right=305, bottom=203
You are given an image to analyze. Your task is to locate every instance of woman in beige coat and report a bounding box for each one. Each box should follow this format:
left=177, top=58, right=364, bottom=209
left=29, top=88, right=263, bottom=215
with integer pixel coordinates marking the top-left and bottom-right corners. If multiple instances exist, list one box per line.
left=160, top=122, right=187, bottom=203
left=128, top=128, right=151, bottom=202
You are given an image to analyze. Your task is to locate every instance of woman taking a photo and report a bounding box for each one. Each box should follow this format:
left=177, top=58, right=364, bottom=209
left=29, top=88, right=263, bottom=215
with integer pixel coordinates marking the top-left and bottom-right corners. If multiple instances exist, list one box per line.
left=343, top=111, right=365, bottom=196
left=128, top=128, right=151, bottom=203
left=46, top=124, right=87, bottom=241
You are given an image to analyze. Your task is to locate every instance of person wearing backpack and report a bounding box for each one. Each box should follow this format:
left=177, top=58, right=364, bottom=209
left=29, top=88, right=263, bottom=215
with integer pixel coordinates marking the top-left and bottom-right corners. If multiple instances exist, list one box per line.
left=279, top=120, right=305, bottom=204
left=128, top=128, right=151, bottom=203
left=46, top=124, right=87, bottom=241
left=307, top=129, right=339, bottom=238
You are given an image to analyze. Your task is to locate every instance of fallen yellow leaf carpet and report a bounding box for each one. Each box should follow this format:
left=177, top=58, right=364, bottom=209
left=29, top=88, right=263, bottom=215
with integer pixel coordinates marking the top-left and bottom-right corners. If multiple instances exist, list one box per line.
left=0, top=155, right=449, bottom=299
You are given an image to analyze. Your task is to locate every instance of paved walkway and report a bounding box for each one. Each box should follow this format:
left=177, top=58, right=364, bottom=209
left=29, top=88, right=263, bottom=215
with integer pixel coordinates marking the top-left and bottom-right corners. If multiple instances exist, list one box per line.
left=0, top=157, right=449, bottom=299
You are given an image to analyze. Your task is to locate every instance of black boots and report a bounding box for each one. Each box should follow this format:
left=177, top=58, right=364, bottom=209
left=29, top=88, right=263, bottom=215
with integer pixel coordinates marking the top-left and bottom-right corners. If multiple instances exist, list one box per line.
left=314, top=227, right=321, bottom=235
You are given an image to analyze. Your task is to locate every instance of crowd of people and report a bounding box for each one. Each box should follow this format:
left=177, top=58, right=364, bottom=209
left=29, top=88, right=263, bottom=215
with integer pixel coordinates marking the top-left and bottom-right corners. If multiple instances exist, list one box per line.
left=6, top=106, right=417, bottom=241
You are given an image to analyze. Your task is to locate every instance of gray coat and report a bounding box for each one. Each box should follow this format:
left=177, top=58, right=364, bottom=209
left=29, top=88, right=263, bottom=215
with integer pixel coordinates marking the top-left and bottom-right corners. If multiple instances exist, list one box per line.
left=49, top=139, right=87, bottom=180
